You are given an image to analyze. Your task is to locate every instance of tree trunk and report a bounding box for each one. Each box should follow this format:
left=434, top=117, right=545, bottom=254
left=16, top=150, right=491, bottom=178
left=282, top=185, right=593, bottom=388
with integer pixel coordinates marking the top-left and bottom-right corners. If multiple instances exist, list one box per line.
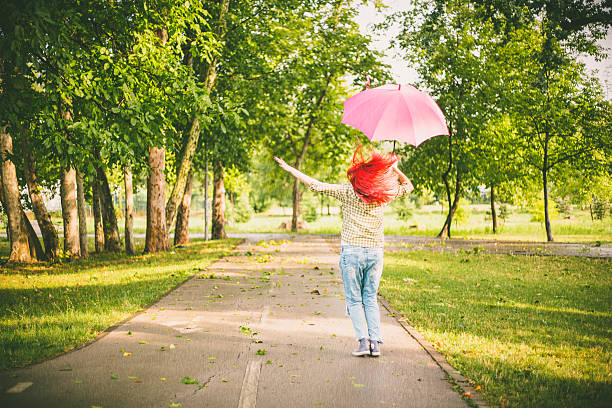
left=0, top=127, right=32, bottom=262
left=543, top=135, right=554, bottom=242
left=145, top=146, right=169, bottom=252
left=124, top=166, right=135, bottom=255
left=291, top=177, right=302, bottom=231
left=211, top=159, right=227, bottom=239
left=23, top=211, right=45, bottom=260
left=92, top=178, right=104, bottom=252
left=76, top=169, right=88, bottom=259
left=490, top=184, right=497, bottom=234
left=60, top=166, right=81, bottom=260
left=165, top=119, right=199, bottom=231
left=22, top=135, right=60, bottom=261
left=438, top=171, right=461, bottom=239
left=174, top=169, right=193, bottom=246
left=204, top=158, right=209, bottom=241
left=0, top=129, right=34, bottom=263
left=94, top=158, right=121, bottom=252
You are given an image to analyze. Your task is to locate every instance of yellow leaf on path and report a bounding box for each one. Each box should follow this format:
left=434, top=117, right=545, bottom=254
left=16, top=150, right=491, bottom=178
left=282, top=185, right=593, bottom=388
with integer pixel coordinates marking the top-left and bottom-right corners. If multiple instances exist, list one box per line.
left=169, top=344, right=176, bottom=349
left=123, top=352, right=132, bottom=357
left=474, top=385, right=482, bottom=391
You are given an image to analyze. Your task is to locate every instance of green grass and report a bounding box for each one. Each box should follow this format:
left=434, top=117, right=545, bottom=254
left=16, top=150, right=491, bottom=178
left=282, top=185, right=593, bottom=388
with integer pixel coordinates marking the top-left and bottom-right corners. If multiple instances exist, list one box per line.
left=379, top=250, right=612, bottom=408
left=65, top=203, right=611, bottom=243
left=0, top=238, right=239, bottom=370
left=219, top=205, right=611, bottom=243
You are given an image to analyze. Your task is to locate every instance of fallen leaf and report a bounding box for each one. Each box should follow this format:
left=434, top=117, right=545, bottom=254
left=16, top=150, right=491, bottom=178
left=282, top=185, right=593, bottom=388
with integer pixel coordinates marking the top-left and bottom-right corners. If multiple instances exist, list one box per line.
left=220, top=378, right=230, bottom=383
left=160, top=378, right=167, bottom=381
left=311, top=289, right=321, bottom=295
left=256, top=349, right=266, bottom=355
left=474, top=385, right=482, bottom=391
left=266, top=360, right=273, bottom=365
left=169, top=344, right=176, bottom=349
left=138, top=341, right=148, bottom=344
left=463, top=392, right=473, bottom=398
left=73, top=380, right=83, bottom=384
left=110, top=375, right=119, bottom=380
left=127, top=331, right=132, bottom=335
left=180, top=376, right=199, bottom=385
left=135, top=380, right=142, bottom=384
left=123, top=352, right=132, bottom=357
left=168, top=403, right=182, bottom=407
left=353, top=383, right=365, bottom=388
left=128, top=376, right=138, bottom=380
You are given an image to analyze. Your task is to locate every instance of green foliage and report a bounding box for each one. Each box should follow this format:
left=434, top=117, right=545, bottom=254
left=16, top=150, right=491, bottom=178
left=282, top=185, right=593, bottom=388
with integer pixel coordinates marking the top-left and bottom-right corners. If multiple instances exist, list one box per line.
left=591, top=198, right=609, bottom=221
left=232, top=193, right=254, bottom=224
left=498, top=203, right=511, bottom=223
left=529, top=199, right=559, bottom=224
left=453, top=198, right=472, bottom=226
left=302, top=194, right=320, bottom=223
left=392, top=195, right=415, bottom=222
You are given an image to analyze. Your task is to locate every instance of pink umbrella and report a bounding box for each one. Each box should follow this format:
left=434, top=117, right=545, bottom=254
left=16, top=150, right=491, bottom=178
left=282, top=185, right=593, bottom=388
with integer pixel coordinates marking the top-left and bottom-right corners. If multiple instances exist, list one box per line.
left=341, top=82, right=449, bottom=147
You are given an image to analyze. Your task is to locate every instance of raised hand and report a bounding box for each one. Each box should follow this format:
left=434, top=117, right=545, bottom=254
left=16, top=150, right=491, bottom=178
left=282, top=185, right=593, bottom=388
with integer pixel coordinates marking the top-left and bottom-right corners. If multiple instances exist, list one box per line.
left=274, top=156, right=291, bottom=172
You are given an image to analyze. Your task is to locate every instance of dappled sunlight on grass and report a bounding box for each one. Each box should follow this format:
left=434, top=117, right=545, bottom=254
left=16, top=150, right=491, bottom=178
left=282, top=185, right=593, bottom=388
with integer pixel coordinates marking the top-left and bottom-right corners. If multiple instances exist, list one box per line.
left=380, top=250, right=612, bottom=407
left=0, top=239, right=240, bottom=370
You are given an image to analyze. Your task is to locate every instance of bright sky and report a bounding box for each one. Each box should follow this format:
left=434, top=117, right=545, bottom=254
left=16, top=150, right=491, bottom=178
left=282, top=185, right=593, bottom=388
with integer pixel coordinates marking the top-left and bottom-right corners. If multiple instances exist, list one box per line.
left=356, top=2, right=612, bottom=98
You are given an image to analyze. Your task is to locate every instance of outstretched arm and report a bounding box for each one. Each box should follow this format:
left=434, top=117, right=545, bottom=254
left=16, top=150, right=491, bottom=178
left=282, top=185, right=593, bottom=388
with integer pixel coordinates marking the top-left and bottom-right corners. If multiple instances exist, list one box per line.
left=392, top=162, right=414, bottom=194
left=274, top=157, right=319, bottom=187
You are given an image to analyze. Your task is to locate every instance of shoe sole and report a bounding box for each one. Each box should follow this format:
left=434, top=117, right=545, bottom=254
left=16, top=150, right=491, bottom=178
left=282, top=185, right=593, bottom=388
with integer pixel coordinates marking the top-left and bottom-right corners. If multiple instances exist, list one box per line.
left=370, top=351, right=380, bottom=357
left=352, top=350, right=370, bottom=356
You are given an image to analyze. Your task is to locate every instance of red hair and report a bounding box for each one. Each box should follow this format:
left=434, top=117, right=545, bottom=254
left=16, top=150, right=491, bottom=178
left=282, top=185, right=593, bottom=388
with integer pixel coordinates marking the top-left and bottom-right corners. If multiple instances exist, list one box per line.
left=347, top=145, right=399, bottom=205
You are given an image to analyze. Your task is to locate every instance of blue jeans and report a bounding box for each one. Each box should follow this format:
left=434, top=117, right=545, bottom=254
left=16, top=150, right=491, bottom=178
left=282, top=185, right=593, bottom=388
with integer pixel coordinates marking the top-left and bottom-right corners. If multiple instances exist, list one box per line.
left=339, top=244, right=384, bottom=343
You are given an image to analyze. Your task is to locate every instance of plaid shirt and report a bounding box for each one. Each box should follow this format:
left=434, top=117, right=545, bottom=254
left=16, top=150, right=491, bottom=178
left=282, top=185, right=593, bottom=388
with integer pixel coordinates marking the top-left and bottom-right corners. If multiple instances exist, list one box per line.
left=310, top=181, right=412, bottom=248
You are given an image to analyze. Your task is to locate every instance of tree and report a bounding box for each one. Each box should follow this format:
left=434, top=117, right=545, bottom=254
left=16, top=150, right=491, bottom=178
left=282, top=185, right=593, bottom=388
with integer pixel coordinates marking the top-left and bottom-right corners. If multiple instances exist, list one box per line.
left=393, top=0, right=498, bottom=238
left=124, top=166, right=135, bottom=255
left=0, top=126, right=32, bottom=262
left=22, top=131, right=60, bottom=261
left=498, top=24, right=611, bottom=241
left=165, top=0, right=230, bottom=232
left=473, top=0, right=612, bottom=241
left=260, top=1, right=387, bottom=231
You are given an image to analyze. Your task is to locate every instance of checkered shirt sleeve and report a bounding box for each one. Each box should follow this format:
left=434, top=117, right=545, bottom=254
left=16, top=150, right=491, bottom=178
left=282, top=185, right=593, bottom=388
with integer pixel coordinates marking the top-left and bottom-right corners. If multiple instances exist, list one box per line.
left=309, top=181, right=351, bottom=201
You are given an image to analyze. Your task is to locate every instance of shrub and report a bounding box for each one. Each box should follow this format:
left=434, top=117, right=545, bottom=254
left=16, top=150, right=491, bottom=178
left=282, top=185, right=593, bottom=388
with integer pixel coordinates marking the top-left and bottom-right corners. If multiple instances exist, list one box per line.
left=392, top=195, right=414, bottom=222
left=302, top=195, right=319, bottom=222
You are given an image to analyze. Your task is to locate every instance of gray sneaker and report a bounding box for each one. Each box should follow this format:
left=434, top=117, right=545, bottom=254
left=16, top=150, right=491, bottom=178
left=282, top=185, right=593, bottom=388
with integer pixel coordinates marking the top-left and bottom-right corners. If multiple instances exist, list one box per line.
left=352, top=338, right=370, bottom=356
left=370, top=340, right=381, bottom=357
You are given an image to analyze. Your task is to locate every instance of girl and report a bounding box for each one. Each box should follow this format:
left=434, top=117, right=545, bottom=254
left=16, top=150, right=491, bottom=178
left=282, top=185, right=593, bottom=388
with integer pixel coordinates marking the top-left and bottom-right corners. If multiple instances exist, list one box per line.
left=274, top=146, right=413, bottom=357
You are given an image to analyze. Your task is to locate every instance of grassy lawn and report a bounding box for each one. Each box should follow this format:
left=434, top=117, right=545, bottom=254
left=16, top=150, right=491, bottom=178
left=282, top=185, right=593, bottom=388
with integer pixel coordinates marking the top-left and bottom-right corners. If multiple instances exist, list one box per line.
left=219, top=205, right=611, bottom=243
left=379, top=250, right=612, bottom=408
left=0, top=238, right=240, bottom=371
left=60, top=203, right=610, bottom=243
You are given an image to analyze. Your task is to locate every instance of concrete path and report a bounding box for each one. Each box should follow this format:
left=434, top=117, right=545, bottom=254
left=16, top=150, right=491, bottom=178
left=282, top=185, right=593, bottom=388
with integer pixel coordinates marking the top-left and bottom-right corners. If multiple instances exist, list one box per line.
left=1, top=236, right=474, bottom=408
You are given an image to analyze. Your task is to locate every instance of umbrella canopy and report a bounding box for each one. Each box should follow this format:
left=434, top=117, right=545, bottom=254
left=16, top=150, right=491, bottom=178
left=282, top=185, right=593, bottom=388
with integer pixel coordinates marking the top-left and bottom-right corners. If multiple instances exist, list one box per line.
left=341, top=83, right=449, bottom=147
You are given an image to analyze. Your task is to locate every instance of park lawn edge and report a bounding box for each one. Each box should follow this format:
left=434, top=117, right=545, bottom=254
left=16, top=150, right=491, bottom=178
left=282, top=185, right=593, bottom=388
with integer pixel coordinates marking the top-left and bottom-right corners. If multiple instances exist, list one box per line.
left=0, top=238, right=242, bottom=371
left=378, top=249, right=612, bottom=408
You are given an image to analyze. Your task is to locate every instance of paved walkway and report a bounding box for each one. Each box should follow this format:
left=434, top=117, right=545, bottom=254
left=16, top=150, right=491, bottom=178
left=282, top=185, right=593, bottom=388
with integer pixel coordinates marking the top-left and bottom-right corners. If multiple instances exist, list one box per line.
left=1, top=236, right=476, bottom=408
